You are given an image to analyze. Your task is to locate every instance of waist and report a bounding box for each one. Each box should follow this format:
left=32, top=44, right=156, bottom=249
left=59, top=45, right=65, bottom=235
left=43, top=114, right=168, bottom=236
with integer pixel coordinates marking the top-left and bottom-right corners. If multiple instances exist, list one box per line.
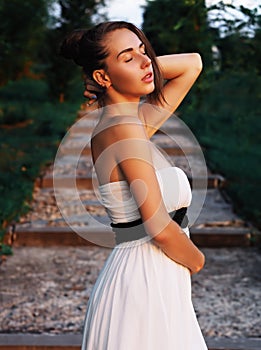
left=111, top=207, right=188, bottom=245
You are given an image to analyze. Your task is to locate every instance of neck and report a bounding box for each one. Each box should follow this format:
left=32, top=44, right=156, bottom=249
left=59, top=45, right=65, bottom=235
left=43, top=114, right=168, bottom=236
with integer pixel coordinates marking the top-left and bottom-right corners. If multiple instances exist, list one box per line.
left=102, top=102, right=140, bottom=118
left=102, top=88, right=141, bottom=116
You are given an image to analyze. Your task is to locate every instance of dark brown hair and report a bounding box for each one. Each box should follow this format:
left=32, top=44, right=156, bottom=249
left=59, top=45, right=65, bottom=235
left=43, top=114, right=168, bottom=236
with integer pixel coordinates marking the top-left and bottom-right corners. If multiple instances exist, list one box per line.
left=60, top=21, right=164, bottom=106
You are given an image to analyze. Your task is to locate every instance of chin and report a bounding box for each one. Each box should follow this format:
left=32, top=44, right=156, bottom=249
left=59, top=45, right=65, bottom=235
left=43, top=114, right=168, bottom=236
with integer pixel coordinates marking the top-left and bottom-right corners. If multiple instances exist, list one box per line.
left=140, top=84, right=155, bottom=96
left=147, top=84, right=155, bottom=95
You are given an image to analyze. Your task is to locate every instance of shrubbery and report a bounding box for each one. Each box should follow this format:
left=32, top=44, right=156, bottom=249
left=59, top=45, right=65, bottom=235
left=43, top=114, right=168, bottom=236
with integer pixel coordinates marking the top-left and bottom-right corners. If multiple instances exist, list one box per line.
left=0, top=78, right=81, bottom=254
left=181, top=71, right=261, bottom=228
left=0, top=71, right=260, bottom=257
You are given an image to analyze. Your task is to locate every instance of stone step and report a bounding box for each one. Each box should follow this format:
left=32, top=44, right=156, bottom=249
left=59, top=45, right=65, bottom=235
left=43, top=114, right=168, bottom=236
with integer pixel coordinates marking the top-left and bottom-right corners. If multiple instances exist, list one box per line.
left=69, top=123, right=187, bottom=135
left=10, top=221, right=258, bottom=248
left=0, top=334, right=260, bottom=350
left=68, top=122, right=189, bottom=135
left=18, top=187, right=231, bottom=224
left=58, top=143, right=201, bottom=157
left=59, top=130, right=201, bottom=155
left=42, top=173, right=225, bottom=189
left=68, top=124, right=94, bottom=134
left=10, top=187, right=259, bottom=248
left=12, top=224, right=113, bottom=247
left=58, top=130, right=201, bottom=154
left=58, top=146, right=92, bottom=157
left=43, top=174, right=94, bottom=189
left=190, top=225, right=256, bottom=247
left=45, top=150, right=224, bottom=189
left=11, top=113, right=259, bottom=249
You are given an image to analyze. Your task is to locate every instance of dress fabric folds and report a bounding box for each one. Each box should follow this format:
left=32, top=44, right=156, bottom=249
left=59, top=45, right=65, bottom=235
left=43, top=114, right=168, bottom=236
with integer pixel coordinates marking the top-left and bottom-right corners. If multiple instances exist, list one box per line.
left=81, top=230, right=208, bottom=350
left=81, top=160, right=208, bottom=349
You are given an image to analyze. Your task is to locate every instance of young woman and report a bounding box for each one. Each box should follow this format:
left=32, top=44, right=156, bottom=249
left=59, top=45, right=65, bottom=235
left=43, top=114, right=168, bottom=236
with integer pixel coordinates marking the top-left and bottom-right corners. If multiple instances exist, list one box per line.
left=60, top=21, right=208, bottom=349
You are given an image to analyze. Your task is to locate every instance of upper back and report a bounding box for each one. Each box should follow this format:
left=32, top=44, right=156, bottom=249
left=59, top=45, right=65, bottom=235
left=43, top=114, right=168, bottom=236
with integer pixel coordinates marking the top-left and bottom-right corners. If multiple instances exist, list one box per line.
left=91, top=115, right=148, bottom=185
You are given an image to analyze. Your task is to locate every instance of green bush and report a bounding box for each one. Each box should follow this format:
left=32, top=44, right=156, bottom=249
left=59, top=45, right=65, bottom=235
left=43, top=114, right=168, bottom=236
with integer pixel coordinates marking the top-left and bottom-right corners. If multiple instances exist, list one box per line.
left=0, top=78, right=81, bottom=253
left=0, top=103, right=32, bottom=125
left=0, top=78, right=48, bottom=102
left=181, top=70, right=261, bottom=228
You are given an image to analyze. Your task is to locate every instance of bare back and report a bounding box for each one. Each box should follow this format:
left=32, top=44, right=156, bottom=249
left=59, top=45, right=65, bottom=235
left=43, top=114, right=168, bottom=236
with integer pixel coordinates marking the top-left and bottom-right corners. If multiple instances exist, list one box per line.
left=91, top=115, right=148, bottom=186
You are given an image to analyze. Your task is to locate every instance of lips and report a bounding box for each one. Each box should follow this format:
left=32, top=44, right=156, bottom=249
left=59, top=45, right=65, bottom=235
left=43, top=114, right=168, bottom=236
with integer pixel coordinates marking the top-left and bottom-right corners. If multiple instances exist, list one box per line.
left=142, top=72, right=154, bottom=83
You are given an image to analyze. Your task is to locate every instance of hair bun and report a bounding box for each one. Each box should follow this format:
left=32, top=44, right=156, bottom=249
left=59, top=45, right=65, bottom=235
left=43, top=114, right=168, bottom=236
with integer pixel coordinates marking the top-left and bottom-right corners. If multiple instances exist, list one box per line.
left=60, top=29, right=87, bottom=66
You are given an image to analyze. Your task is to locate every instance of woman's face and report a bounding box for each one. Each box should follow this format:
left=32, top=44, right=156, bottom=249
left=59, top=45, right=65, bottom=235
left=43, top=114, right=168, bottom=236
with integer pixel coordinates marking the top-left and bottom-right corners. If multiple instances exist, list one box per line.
left=104, top=28, right=155, bottom=102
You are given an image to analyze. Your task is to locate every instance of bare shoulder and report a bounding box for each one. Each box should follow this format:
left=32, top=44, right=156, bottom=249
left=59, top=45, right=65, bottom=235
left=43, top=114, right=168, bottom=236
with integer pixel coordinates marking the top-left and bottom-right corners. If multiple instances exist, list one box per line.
left=94, top=115, right=148, bottom=141
left=91, top=115, right=149, bottom=163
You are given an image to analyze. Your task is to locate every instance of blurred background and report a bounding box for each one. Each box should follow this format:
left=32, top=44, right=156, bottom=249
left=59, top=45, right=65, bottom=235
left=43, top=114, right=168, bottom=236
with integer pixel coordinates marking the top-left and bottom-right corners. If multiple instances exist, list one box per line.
left=0, top=0, right=260, bottom=256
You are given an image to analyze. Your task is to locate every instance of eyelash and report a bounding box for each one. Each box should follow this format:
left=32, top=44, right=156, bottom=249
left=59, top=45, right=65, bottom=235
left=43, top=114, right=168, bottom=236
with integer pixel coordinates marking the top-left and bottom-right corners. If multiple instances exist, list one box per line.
left=124, top=49, right=147, bottom=63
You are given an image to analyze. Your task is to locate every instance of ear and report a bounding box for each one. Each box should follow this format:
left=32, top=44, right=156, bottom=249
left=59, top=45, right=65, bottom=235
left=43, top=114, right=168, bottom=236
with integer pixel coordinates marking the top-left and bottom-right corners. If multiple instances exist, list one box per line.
left=92, top=69, right=111, bottom=89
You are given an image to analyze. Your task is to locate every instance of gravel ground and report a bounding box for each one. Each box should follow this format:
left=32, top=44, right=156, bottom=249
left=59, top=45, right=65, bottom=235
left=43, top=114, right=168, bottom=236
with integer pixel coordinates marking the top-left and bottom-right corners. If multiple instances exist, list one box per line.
left=0, top=246, right=260, bottom=340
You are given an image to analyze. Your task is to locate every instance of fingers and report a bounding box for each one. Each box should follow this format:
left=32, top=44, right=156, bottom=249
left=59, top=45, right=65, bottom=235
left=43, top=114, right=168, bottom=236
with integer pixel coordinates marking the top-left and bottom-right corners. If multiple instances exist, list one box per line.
left=86, top=83, right=102, bottom=93
left=83, top=75, right=102, bottom=106
left=83, top=90, right=97, bottom=100
left=84, top=75, right=103, bottom=93
left=83, top=90, right=97, bottom=107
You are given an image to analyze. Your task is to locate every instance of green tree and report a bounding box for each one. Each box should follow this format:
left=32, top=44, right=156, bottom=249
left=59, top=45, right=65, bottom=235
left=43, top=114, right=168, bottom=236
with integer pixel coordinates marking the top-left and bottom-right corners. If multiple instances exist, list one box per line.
left=43, top=0, right=106, bottom=101
left=253, top=17, right=261, bottom=74
left=207, top=2, right=261, bottom=73
left=142, top=0, right=213, bottom=68
left=0, top=0, right=49, bottom=84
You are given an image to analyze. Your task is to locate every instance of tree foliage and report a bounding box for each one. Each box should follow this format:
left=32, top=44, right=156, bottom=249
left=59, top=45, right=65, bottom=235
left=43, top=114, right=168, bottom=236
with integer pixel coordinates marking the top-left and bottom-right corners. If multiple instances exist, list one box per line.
left=0, top=0, right=49, bottom=84
left=142, top=0, right=261, bottom=74
left=43, top=0, right=106, bottom=101
left=207, top=2, right=261, bottom=73
left=141, top=0, right=261, bottom=227
left=0, top=0, right=106, bottom=98
left=142, top=0, right=213, bottom=67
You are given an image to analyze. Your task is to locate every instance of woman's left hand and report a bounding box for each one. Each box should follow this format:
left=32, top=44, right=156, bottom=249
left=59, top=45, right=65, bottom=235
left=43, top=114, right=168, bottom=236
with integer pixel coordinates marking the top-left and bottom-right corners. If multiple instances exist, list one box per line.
left=83, top=75, right=102, bottom=105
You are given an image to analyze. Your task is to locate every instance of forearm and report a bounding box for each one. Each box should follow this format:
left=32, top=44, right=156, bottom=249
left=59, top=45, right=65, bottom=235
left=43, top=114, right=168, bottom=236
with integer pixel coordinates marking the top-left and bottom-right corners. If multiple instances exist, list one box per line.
left=153, top=220, right=205, bottom=274
left=157, top=53, right=203, bottom=81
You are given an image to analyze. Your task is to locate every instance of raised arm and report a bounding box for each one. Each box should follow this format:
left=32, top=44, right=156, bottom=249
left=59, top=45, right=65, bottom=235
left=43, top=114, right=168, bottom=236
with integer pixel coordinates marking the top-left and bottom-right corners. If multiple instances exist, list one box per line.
left=109, top=121, right=205, bottom=274
left=83, top=53, right=202, bottom=138
left=141, top=53, right=202, bottom=138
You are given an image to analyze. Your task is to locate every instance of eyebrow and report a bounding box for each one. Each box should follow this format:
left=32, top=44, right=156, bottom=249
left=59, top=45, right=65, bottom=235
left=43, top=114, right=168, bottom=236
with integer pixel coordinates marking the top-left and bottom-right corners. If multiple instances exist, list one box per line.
left=117, top=42, right=144, bottom=59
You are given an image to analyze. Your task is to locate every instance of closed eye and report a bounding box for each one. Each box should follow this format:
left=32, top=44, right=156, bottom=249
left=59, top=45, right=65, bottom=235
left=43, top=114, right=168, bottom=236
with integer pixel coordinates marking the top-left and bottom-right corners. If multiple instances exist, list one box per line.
left=120, top=43, right=147, bottom=62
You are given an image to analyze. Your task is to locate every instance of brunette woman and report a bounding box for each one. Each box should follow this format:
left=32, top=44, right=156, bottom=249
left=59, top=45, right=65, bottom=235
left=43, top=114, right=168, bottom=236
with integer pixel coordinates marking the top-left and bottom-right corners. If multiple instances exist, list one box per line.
left=60, top=21, right=207, bottom=350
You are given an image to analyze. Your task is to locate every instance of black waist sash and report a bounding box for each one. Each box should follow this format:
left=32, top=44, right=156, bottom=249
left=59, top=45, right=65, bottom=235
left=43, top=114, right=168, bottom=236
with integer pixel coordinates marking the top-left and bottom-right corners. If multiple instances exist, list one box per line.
left=111, top=207, right=188, bottom=245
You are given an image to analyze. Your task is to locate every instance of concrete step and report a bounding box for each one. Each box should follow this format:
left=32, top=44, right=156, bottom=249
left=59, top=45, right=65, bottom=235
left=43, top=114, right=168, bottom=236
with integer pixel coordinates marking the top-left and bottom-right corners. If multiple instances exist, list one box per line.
left=12, top=224, right=113, bottom=247
left=10, top=113, right=259, bottom=250
left=57, top=143, right=201, bottom=157
left=57, top=131, right=202, bottom=156
left=9, top=187, right=259, bottom=248
left=42, top=173, right=225, bottom=190
left=190, top=225, right=257, bottom=247
left=0, top=334, right=260, bottom=350
left=10, top=221, right=258, bottom=248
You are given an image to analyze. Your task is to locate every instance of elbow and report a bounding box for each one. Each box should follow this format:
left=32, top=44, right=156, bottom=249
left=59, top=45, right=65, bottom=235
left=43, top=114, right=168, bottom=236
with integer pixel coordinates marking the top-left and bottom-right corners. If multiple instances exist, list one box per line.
left=192, top=53, right=203, bottom=73
left=191, top=251, right=205, bottom=275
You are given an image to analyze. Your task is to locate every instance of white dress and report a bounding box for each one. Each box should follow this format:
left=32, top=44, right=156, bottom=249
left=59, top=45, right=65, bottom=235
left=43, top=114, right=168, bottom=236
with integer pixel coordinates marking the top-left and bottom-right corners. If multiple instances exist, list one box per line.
left=81, top=145, right=208, bottom=350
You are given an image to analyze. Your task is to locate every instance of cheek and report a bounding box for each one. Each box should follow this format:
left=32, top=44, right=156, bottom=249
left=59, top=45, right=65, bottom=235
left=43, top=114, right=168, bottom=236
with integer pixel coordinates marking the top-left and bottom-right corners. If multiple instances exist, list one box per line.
left=108, top=66, right=137, bottom=88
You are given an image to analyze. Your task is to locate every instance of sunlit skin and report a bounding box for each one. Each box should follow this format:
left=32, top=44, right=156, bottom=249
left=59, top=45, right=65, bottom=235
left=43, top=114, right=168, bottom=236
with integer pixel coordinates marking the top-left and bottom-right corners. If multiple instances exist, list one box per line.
left=89, top=28, right=205, bottom=275
left=92, top=29, right=154, bottom=114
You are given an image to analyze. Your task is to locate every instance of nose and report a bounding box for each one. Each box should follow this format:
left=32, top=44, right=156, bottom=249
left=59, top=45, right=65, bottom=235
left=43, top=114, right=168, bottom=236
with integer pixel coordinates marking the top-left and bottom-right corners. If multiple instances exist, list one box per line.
left=141, top=54, right=151, bottom=69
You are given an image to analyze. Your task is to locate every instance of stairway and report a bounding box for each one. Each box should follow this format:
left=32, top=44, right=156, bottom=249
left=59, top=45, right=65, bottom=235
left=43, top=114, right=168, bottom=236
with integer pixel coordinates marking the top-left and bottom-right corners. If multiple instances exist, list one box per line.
left=1, top=110, right=260, bottom=350
left=0, top=333, right=260, bottom=350
left=7, top=111, right=258, bottom=249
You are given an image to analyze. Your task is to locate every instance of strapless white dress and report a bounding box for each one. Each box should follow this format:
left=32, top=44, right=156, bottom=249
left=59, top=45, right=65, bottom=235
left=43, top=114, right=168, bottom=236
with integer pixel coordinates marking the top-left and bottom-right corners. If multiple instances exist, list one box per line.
left=81, top=165, right=208, bottom=349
